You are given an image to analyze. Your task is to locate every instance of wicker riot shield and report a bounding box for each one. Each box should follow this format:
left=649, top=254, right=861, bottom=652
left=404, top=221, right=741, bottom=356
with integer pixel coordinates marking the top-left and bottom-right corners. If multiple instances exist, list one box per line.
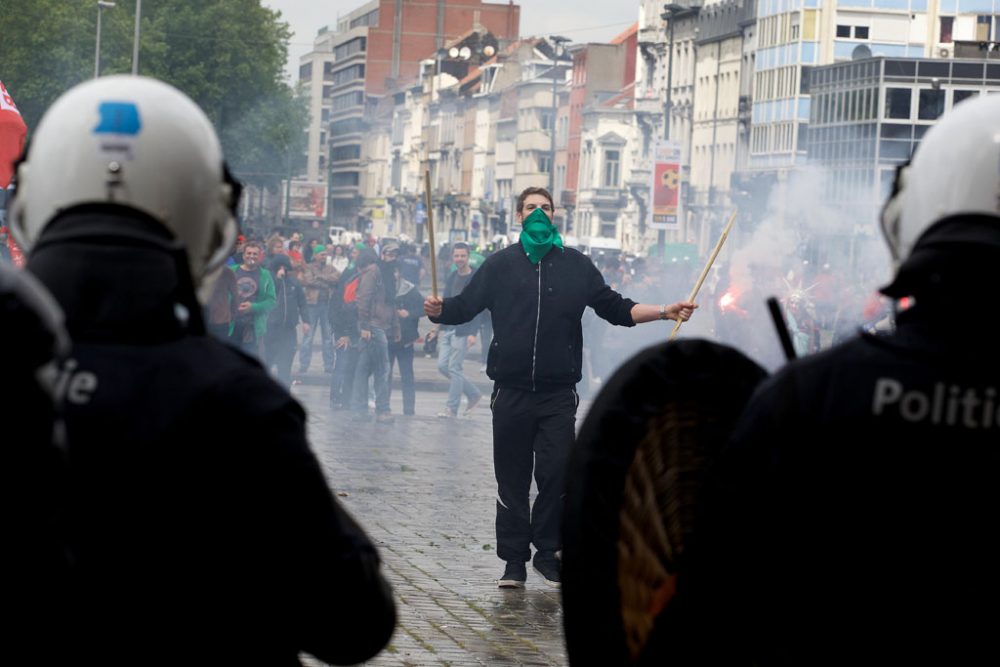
left=562, top=339, right=767, bottom=665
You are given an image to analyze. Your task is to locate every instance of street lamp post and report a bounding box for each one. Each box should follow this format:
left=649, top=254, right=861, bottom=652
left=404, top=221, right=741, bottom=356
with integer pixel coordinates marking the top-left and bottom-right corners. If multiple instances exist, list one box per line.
left=131, top=0, right=142, bottom=75
left=94, top=1, right=116, bottom=79
left=658, top=3, right=696, bottom=252
left=548, top=36, right=570, bottom=199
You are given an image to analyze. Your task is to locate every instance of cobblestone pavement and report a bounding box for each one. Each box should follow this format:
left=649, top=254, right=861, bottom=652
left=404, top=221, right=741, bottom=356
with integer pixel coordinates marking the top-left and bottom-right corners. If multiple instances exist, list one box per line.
left=294, top=383, right=569, bottom=667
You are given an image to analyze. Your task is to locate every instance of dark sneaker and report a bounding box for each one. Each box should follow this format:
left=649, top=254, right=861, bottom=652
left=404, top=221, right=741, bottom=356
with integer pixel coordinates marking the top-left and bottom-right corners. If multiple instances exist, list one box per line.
left=498, top=561, right=527, bottom=589
left=532, top=552, right=561, bottom=587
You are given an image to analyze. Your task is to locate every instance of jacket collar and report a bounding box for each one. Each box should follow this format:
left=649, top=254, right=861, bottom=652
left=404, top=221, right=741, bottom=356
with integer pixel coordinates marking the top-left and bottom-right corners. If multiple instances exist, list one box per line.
left=26, top=211, right=205, bottom=344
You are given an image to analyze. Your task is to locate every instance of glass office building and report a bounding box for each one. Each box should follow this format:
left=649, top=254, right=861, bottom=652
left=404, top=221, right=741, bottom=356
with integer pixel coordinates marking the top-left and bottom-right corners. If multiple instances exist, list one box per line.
left=807, top=55, right=1000, bottom=214
left=750, top=0, right=1000, bottom=172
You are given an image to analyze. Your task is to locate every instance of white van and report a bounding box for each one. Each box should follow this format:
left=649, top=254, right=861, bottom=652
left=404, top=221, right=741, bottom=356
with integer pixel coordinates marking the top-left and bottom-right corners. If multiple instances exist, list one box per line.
left=581, top=236, right=623, bottom=259
left=328, top=226, right=348, bottom=246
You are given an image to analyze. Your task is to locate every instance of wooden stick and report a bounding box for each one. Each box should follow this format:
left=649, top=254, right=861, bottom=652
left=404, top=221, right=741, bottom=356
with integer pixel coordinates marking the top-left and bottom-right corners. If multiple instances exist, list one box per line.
left=669, top=209, right=738, bottom=340
left=424, top=170, right=438, bottom=299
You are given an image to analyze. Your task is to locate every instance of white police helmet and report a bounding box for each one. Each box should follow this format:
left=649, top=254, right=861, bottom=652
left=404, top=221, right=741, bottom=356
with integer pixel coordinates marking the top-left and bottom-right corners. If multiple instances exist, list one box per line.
left=880, top=93, right=1000, bottom=266
left=8, top=75, right=239, bottom=286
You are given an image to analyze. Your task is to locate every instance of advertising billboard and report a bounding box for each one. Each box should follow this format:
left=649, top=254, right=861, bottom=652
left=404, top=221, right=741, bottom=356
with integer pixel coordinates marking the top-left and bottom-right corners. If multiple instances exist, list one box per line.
left=282, top=181, right=327, bottom=220
left=650, top=140, right=682, bottom=231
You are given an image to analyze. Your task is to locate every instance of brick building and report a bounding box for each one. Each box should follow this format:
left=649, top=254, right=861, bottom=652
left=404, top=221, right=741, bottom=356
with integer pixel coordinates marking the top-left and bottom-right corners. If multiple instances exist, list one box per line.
left=316, top=0, right=520, bottom=229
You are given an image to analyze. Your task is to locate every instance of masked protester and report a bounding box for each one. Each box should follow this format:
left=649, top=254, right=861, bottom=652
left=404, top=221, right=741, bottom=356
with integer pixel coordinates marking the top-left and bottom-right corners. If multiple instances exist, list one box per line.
left=665, top=93, right=1000, bottom=666
left=9, top=76, right=395, bottom=666
left=424, top=186, right=697, bottom=589
left=265, top=253, right=308, bottom=388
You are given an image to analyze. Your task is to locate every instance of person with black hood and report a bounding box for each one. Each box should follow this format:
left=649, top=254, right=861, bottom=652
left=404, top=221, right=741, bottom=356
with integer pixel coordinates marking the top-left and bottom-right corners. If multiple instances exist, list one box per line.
left=328, top=244, right=367, bottom=409
left=265, top=253, right=308, bottom=388
left=9, top=76, right=395, bottom=666
left=424, top=186, right=697, bottom=589
left=389, top=253, right=424, bottom=416
left=663, top=93, right=1000, bottom=665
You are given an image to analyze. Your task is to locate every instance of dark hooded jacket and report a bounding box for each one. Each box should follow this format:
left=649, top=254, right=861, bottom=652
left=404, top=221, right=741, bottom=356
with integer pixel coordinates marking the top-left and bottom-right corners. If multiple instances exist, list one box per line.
left=1, top=264, right=73, bottom=665
left=665, top=216, right=1000, bottom=666
left=268, top=254, right=307, bottom=332
left=329, top=263, right=359, bottom=340
left=25, top=210, right=396, bottom=667
left=431, top=243, right=636, bottom=391
left=395, top=277, right=423, bottom=346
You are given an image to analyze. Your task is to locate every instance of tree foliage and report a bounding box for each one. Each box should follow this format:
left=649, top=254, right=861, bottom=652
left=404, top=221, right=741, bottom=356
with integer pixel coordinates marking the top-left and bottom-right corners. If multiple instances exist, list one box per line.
left=0, top=0, right=307, bottom=189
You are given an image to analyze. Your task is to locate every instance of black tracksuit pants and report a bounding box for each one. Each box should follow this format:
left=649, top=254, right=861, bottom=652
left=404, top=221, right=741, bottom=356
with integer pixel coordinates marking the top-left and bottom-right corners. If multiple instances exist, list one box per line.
left=491, top=385, right=578, bottom=563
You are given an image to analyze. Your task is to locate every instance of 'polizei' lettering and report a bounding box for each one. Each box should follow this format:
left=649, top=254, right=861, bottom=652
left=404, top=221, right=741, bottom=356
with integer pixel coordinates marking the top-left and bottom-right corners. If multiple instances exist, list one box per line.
left=872, top=377, right=998, bottom=428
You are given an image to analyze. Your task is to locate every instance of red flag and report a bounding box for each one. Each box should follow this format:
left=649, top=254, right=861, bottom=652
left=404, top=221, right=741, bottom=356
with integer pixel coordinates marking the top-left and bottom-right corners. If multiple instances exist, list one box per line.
left=0, top=79, right=28, bottom=189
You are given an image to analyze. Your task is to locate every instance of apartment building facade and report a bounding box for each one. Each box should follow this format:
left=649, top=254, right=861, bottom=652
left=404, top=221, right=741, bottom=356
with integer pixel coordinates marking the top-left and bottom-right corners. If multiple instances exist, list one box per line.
left=312, top=0, right=519, bottom=229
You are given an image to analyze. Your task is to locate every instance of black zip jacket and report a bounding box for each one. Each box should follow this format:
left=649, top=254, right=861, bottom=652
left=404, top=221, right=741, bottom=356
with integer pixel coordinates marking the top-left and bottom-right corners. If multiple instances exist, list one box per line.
left=664, top=303, right=1000, bottom=665
left=26, top=211, right=396, bottom=667
left=268, top=255, right=307, bottom=332
left=431, top=243, right=636, bottom=391
left=329, top=265, right=359, bottom=340
left=395, top=279, right=424, bottom=346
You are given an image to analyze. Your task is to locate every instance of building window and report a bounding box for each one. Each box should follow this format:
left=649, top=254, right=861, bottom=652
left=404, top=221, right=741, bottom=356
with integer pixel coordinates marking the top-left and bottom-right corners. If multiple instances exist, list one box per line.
left=331, top=144, right=361, bottom=162
left=880, top=140, right=914, bottom=161
left=918, top=89, right=946, bottom=120
left=331, top=91, right=364, bottom=111
left=332, top=64, right=365, bottom=87
left=299, top=62, right=313, bottom=81
left=884, top=88, right=911, bottom=119
left=953, top=89, right=979, bottom=106
left=977, top=15, right=992, bottom=41
left=603, top=150, right=620, bottom=187
left=940, top=16, right=954, bottom=43
left=836, top=25, right=850, bottom=38
left=331, top=118, right=364, bottom=135
left=330, top=171, right=360, bottom=187
left=540, top=110, right=555, bottom=131
left=854, top=26, right=869, bottom=39
left=391, top=153, right=402, bottom=190
left=334, top=37, right=366, bottom=60
left=349, top=9, right=379, bottom=29
left=599, top=212, right=616, bottom=239
left=539, top=155, right=552, bottom=174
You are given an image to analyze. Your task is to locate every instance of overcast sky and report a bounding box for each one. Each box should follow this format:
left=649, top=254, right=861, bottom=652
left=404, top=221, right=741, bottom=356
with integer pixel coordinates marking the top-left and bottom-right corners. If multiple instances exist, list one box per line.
left=262, top=0, right=638, bottom=81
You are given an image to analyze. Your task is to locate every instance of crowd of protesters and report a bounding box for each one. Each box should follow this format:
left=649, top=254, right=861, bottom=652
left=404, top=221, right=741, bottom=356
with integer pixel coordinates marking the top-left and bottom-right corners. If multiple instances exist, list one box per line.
left=200, top=228, right=526, bottom=421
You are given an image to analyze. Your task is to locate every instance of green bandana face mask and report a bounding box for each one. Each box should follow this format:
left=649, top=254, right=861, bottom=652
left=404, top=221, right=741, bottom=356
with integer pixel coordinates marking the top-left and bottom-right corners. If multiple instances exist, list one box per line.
left=519, top=208, right=563, bottom=265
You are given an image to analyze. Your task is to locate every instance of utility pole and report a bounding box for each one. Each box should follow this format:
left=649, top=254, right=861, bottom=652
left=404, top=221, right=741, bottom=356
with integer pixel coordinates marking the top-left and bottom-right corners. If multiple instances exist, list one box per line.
left=131, top=0, right=142, bottom=75
left=94, top=1, right=116, bottom=79
left=659, top=4, right=697, bottom=255
left=548, top=36, right=570, bottom=218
